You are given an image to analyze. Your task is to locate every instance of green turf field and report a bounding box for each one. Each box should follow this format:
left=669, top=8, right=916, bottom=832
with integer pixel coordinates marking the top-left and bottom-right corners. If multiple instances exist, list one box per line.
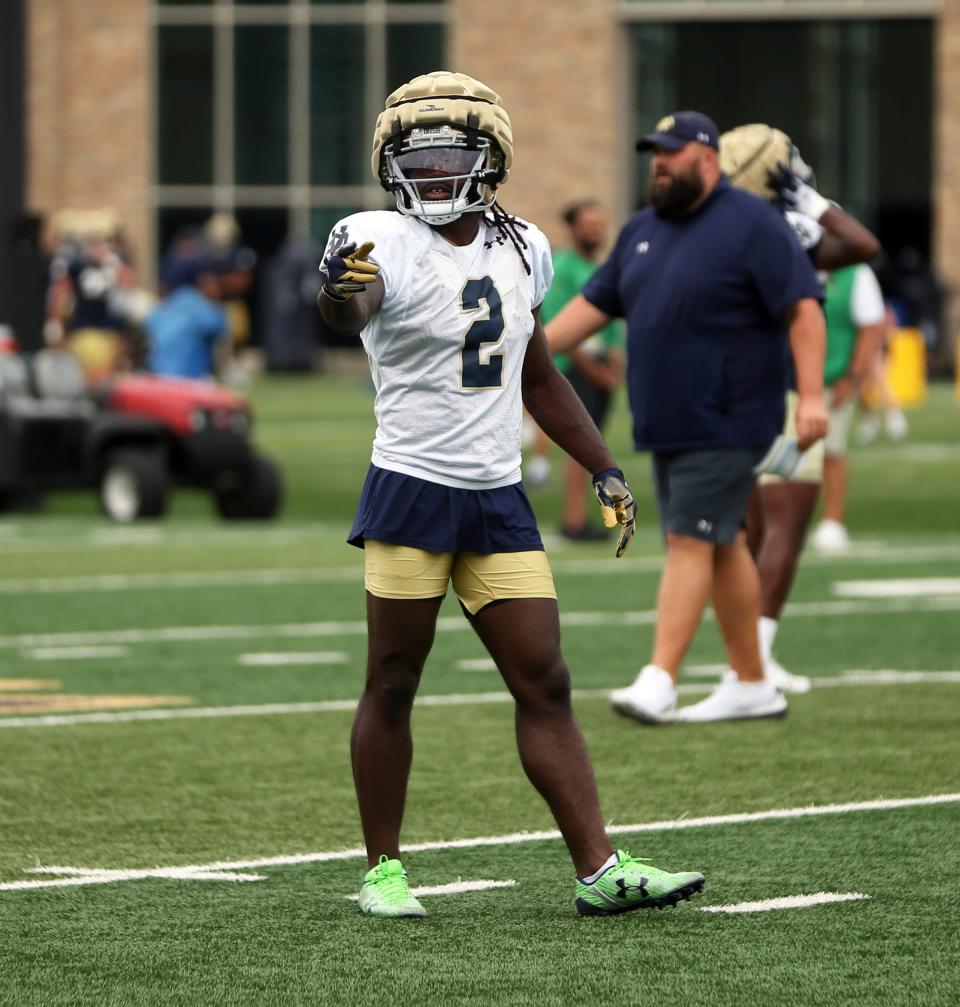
left=1, top=376, right=958, bottom=1005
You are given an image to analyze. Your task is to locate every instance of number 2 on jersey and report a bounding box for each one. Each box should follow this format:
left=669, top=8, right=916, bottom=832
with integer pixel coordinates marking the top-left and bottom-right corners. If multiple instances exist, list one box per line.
left=460, top=277, right=504, bottom=389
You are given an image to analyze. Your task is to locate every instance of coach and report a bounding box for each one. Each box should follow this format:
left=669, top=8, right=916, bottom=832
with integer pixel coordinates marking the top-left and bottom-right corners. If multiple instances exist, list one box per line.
left=546, top=110, right=827, bottom=725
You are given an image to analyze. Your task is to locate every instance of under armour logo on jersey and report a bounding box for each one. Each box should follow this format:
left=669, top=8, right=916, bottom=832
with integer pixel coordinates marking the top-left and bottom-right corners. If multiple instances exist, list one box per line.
left=484, top=234, right=508, bottom=250
left=636, top=241, right=650, bottom=254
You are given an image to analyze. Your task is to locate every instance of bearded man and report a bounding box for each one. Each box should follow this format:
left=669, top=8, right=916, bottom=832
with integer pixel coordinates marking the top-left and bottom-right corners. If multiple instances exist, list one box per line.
left=546, top=111, right=828, bottom=724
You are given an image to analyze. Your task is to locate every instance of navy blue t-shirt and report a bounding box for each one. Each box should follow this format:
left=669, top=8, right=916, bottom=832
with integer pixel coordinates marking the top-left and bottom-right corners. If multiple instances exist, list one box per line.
left=582, top=178, right=822, bottom=452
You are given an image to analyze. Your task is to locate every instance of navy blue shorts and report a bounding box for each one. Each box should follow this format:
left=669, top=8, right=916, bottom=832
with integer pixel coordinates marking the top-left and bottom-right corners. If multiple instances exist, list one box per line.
left=348, top=465, right=545, bottom=554
left=651, top=447, right=766, bottom=545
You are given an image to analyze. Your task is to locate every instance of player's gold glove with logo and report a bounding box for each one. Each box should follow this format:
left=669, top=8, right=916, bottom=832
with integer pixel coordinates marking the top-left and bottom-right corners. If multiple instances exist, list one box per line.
left=592, top=468, right=638, bottom=558
left=321, top=241, right=380, bottom=301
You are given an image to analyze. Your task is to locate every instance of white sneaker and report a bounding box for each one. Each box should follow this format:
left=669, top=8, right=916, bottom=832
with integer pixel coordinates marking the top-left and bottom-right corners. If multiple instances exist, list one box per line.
left=675, top=671, right=787, bottom=723
left=763, top=655, right=811, bottom=695
left=885, top=409, right=908, bottom=441
left=525, top=455, right=551, bottom=489
left=609, top=665, right=677, bottom=724
left=811, top=519, right=850, bottom=553
left=856, top=414, right=881, bottom=444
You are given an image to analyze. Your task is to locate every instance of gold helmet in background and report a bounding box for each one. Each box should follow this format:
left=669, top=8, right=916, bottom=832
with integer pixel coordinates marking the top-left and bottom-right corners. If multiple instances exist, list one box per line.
left=372, top=71, right=514, bottom=225
left=719, top=123, right=793, bottom=200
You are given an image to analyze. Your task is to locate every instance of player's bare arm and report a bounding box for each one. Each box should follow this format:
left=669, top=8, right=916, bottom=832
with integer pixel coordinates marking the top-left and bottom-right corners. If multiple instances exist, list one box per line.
left=523, top=311, right=616, bottom=475
left=317, top=241, right=384, bottom=337
left=815, top=206, right=881, bottom=270
left=787, top=297, right=829, bottom=449
left=544, top=295, right=612, bottom=356
left=523, top=312, right=637, bottom=556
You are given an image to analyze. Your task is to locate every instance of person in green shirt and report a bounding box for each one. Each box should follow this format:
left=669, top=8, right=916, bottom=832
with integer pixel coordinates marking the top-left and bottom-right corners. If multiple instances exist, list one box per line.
left=526, top=201, right=625, bottom=540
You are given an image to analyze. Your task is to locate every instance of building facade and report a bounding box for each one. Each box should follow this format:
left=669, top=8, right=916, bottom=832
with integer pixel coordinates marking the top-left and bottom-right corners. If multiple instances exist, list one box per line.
left=22, top=0, right=958, bottom=349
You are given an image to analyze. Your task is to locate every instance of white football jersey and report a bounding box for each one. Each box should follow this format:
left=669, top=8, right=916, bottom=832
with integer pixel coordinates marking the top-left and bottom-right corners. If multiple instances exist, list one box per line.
left=323, top=211, right=553, bottom=489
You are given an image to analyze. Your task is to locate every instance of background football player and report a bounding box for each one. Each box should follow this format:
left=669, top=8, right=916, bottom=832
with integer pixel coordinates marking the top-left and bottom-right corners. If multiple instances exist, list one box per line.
left=721, top=125, right=881, bottom=692
left=317, top=71, right=703, bottom=918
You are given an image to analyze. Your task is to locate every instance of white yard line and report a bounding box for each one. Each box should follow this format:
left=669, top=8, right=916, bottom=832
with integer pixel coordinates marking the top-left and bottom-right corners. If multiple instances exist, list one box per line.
left=455, top=658, right=498, bottom=672
left=24, top=646, right=131, bottom=661
left=344, top=879, right=516, bottom=901
left=834, top=578, right=960, bottom=598
left=237, top=652, right=349, bottom=667
left=1, top=594, right=959, bottom=654
left=1, top=670, right=958, bottom=730
left=4, top=793, right=956, bottom=894
left=699, top=892, right=871, bottom=914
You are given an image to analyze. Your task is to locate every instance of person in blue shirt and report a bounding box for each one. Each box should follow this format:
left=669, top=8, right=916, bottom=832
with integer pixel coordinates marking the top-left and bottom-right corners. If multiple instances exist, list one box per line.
left=547, top=110, right=828, bottom=724
left=145, top=261, right=228, bottom=380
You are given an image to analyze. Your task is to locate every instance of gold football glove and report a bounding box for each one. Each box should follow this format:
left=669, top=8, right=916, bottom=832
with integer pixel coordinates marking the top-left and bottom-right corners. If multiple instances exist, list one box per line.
left=322, top=241, right=380, bottom=301
left=593, top=468, right=637, bottom=558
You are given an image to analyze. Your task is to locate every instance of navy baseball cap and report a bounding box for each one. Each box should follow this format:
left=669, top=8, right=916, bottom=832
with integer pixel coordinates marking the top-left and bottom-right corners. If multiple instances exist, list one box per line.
left=636, top=111, right=720, bottom=152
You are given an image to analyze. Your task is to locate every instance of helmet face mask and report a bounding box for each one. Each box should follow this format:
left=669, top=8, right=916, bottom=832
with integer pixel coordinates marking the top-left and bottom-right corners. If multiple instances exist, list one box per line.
left=371, top=71, right=514, bottom=226
left=383, top=125, right=501, bottom=226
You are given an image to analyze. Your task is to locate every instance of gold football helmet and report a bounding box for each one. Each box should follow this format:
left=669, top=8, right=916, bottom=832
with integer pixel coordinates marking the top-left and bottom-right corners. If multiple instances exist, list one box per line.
left=371, top=71, right=514, bottom=225
left=719, top=123, right=793, bottom=199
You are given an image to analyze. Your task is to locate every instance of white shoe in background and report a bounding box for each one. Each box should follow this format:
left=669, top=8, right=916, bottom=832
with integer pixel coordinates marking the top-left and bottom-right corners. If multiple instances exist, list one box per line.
left=763, top=655, right=811, bottom=695
left=524, top=455, right=551, bottom=489
left=811, top=519, right=851, bottom=553
left=885, top=409, right=908, bottom=441
left=856, top=414, right=881, bottom=444
left=609, top=665, right=678, bottom=724
left=675, top=671, right=787, bottom=723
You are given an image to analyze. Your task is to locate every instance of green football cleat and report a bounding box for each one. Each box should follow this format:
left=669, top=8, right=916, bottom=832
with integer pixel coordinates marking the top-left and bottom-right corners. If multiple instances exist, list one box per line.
left=575, top=850, right=705, bottom=916
left=357, top=856, right=427, bottom=918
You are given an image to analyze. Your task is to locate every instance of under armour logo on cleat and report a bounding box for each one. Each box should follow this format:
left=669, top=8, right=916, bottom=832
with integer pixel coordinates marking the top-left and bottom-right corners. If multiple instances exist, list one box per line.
left=616, top=877, right=650, bottom=899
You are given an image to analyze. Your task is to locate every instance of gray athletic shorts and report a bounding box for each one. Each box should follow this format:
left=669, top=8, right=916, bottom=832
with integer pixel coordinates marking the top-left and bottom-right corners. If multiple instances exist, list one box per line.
left=651, top=447, right=767, bottom=545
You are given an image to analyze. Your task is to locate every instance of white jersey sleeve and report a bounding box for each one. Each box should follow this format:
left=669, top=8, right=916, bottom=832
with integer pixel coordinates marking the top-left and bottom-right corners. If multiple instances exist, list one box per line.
left=849, top=264, right=886, bottom=327
left=324, top=211, right=550, bottom=490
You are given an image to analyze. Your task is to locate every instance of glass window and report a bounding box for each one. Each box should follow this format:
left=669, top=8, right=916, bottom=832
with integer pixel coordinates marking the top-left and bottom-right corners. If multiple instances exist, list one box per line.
left=386, top=23, right=446, bottom=95
left=157, top=26, right=214, bottom=185
left=234, top=26, right=290, bottom=186
left=311, top=207, right=362, bottom=248
left=310, top=26, right=366, bottom=186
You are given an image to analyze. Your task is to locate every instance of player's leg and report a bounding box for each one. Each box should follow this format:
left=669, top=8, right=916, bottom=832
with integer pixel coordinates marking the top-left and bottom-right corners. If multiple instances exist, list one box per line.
left=749, top=394, right=823, bottom=693
left=456, top=558, right=704, bottom=912
left=350, top=539, right=451, bottom=918
left=812, top=400, right=856, bottom=551
left=468, top=595, right=612, bottom=876
left=352, top=590, right=443, bottom=866
left=754, top=481, right=821, bottom=617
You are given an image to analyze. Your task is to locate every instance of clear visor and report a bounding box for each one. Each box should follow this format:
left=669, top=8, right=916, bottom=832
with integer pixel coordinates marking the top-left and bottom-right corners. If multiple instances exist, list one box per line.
left=394, top=147, right=484, bottom=176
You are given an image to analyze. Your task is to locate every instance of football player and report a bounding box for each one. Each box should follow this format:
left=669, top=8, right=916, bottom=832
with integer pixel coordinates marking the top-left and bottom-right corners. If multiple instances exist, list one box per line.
left=318, top=71, right=704, bottom=918
left=720, top=125, right=881, bottom=692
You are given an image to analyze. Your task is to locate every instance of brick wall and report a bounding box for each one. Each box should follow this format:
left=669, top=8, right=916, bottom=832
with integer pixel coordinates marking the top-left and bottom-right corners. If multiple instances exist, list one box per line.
left=934, top=1, right=959, bottom=360
left=27, top=0, right=152, bottom=278
left=449, top=0, right=622, bottom=250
